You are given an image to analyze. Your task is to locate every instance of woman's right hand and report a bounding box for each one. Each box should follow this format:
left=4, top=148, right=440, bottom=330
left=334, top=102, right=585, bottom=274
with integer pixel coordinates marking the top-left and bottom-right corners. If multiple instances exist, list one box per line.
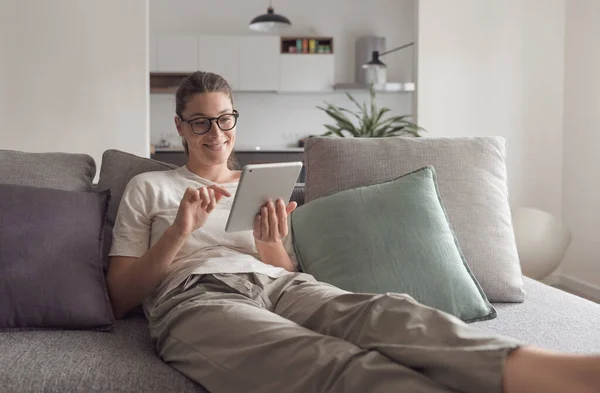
left=171, top=185, right=231, bottom=238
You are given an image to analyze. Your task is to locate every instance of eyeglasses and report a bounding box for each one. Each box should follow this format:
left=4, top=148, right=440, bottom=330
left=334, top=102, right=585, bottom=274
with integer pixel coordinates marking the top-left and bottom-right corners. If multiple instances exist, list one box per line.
left=179, top=110, right=240, bottom=135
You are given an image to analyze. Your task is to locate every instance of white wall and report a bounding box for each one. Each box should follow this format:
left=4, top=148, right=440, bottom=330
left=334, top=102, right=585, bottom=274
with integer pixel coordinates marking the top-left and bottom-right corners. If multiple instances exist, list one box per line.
left=561, top=0, right=600, bottom=287
left=0, top=0, right=149, bottom=176
left=417, top=0, right=565, bottom=217
left=149, top=0, right=416, bottom=149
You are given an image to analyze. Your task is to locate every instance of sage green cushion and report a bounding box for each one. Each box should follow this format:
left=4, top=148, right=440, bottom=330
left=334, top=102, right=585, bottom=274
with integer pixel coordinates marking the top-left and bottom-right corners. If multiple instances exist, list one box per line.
left=290, top=166, right=496, bottom=323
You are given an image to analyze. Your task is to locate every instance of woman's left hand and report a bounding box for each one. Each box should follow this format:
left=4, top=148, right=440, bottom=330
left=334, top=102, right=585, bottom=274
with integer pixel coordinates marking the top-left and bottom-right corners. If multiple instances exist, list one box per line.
left=253, top=199, right=297, bottom=245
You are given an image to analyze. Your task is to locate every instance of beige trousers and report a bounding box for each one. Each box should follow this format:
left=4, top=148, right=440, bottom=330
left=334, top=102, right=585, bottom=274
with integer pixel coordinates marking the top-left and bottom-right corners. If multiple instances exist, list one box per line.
left=147, top=272, right=520, bottom=393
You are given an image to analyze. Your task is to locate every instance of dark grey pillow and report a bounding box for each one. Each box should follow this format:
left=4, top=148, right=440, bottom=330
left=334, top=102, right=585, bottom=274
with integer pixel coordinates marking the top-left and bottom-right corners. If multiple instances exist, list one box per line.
left=96, top=150, right=178, bottom=266
left=0, top=184, right=114, bottom=331
left=0, top=149, right=96, bottom=192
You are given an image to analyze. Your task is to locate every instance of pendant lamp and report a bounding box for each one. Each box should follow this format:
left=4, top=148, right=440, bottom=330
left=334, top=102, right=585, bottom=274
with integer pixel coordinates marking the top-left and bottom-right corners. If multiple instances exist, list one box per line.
left=249, top=2, right=291, bottom=32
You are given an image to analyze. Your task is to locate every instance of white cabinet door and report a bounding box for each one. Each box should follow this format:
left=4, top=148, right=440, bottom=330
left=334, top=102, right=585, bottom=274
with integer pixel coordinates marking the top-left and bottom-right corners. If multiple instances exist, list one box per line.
left=279, top=54, right=335, bottom=92
left=156, top=35, right=198, bottom=72
left=238, top=36, right=280, bottom=91
left=198, top=36, right=240, bottom=89
left=149, top=35, right=159, bottom=72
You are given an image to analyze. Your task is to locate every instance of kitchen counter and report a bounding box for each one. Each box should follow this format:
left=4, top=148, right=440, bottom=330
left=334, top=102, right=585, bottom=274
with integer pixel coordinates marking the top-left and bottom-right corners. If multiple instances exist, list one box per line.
left=235, top=147, right=304, bottom=153
left=153, top=146, right=304, bottom=153
left=151, top=147, right=306, bottom=182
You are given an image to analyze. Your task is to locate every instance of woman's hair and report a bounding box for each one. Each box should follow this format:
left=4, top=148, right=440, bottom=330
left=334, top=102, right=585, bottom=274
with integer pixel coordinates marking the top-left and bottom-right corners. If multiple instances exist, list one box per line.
left=175, top=71, right=238, bottom=169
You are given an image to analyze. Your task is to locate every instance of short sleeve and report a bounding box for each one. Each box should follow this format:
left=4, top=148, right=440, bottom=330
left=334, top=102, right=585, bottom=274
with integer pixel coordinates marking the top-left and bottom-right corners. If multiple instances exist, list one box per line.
left=109, top=177, right=152, bottom=258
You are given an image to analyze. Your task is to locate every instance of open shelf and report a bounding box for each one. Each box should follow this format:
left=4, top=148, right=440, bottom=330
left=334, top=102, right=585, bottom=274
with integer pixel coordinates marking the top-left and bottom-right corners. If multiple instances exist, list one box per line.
left=281, top=36, right=333, bottom=54
left=333, top=82, right=416, bottom=92
left=149, top=73, right=189, bottom=94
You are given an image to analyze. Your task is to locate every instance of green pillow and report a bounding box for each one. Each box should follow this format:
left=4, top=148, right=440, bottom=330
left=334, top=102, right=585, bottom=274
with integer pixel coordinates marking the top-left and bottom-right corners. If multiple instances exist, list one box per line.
left=290, top=166, right=496, bottom=323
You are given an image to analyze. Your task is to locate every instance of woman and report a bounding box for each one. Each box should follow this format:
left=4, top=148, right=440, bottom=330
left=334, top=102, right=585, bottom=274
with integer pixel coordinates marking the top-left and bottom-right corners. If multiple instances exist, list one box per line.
left=106, top=71, right=600, bottom=393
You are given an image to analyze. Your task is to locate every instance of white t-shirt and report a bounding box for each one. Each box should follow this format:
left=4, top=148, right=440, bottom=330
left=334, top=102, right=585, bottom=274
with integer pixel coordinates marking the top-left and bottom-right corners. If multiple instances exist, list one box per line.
left=109, top=166, right=296, bottom=312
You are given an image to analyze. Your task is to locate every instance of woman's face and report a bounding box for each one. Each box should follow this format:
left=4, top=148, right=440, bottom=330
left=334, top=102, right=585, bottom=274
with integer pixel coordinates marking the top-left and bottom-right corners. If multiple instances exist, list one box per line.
left=176, top=92, right=236, bottom=168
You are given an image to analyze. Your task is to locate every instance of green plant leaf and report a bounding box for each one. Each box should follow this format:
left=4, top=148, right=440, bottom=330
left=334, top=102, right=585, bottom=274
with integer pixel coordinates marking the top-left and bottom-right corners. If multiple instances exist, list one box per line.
left=374, top=124, right=391, bottom=137
left=369, top=85, right=377, bottom=121
left=387, top=125, right=421, bottom=137
left=345, top=92, right=364, bottom=113
left=318, top=90, right=426, bottom=139
left=360, top=110, right=374, bottom=137
left=324, top=124, right=346, bottom=137
left=385, top=115, right=413, bottom=123
left=374, top=107, right=390, bottom=125
left=371, top=117, right=410, bottom=137
left=324, top=108, right=359, bottom=136
left=339, top=108, right=361, bottom=122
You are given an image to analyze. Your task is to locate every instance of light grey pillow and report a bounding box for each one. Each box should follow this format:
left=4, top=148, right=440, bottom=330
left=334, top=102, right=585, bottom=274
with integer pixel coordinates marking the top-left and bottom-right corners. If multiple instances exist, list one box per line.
left=303, top=136, right=525, bottom=302
left=0, top=149, right=96, bottom=192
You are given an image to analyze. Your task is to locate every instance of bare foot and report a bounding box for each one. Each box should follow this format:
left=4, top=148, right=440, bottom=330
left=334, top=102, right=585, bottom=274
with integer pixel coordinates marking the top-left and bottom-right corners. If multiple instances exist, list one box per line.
left=503, top=346, right=600, bottom=393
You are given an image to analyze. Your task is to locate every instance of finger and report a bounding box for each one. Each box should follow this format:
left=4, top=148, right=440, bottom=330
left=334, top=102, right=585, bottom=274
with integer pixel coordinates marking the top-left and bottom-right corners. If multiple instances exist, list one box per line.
left=286, top=201, right=298, bottom=215
left=182, top=187, right=195, bottom=203
left=199, top=187, right=210, bottom=209
left=277, top=199, right=288, bottom=238
left=206, top=188, right=216, bottom=213
left=253, top=214, right=262, bottom=240
left=208, top=184, right=231, bottom=198
left=267, top=200, right=278, bottom=241
left=260, top=205, right=269, bottom=239
left=188, top=188, right=201, bottom=204
left=214, top=191, right=227, bottom=204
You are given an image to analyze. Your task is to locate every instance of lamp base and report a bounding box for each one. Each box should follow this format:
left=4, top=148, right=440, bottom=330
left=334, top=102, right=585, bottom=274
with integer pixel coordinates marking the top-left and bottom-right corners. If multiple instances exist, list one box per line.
left=365, top=67, right=387, bottom=87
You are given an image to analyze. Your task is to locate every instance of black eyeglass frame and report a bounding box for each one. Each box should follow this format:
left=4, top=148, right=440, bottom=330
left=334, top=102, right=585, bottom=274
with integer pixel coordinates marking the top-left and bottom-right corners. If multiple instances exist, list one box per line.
left=178, top=110, right=240, bottom=135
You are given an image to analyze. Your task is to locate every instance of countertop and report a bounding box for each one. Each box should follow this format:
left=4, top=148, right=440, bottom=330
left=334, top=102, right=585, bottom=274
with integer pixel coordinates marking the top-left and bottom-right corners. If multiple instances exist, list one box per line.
left=152, top=146, right=304, bottom=153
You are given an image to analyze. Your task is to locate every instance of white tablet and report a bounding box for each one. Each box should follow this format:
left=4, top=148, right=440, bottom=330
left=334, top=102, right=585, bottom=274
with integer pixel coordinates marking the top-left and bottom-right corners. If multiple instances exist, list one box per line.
left=225, top=162, right=303, bottom=233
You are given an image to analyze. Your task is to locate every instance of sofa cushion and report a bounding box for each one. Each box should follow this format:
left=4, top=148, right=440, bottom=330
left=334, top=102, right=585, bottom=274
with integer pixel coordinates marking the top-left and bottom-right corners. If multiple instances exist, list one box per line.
left=0, top=316, right=206, bottom=393
left=0, top=184, right=114, bottom=331
left=291, top=166, right=496, bottom=323
left=474, top=277, right=600, bottom=354
left=290, top=185, right=305, bottom=206
left=96, top=150, right=178, bottom=265
left=303, top=136, right=525, bottom=303
left=0, top=149, right=96, bottom=192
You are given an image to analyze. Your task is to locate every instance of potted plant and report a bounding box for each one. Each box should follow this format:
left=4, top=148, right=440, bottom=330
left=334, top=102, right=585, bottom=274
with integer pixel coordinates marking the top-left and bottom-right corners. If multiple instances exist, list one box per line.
left=315, top=85, right=425, bottom=138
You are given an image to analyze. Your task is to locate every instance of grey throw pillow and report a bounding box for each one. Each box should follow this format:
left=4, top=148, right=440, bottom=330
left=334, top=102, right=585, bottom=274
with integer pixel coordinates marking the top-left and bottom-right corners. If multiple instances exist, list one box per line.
left=96, top=150, right=178, bottom=265
left=0, top=149, right=96, bottom=192
left=303, top=136, right=525, bottom=302
left=0, top=184, right=114, bottom=331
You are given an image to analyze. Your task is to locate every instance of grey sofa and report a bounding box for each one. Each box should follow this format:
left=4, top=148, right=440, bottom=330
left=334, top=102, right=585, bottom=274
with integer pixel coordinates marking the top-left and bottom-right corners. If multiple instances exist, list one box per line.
left=1, top=148, right=600, bottom=393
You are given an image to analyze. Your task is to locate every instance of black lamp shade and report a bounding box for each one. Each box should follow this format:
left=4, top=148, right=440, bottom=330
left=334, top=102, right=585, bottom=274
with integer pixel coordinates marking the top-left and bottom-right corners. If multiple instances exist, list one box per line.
left=249, top=6, right=291, bottom=32
left=362, top=51, right=387, bottom=69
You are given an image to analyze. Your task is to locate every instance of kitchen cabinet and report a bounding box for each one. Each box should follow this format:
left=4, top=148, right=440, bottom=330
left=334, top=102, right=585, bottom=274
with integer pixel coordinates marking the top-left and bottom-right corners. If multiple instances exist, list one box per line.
left=238, top=36, right=279, bottom=91
left=198, top=35, right=240, bottom=89
left=150, top=35, right=335, bottom=93
left=279, top=54, right=334, bottom=92
left=156, top=35, right=198, bottom=73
